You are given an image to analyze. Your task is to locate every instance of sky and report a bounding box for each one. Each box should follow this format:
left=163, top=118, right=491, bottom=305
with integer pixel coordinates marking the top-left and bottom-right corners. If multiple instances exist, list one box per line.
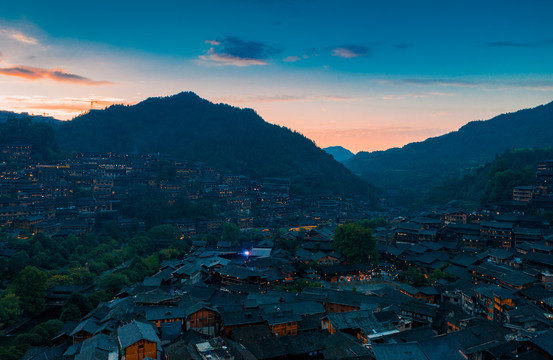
left=1, top=0, right=553, bottom=153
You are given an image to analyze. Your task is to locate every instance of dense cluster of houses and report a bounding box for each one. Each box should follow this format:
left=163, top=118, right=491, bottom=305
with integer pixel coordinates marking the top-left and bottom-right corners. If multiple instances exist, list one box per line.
left=11, top=156, right=553, bottom=359
left=0, top=152, right=372, bottom=242
left=18, top=211, right=553, bottom=360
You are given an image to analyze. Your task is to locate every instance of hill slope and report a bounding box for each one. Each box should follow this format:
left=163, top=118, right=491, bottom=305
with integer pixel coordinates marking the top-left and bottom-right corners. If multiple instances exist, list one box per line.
left=345, top=101, right=553, bottom=196
left=423, top=147, right=553, bottom=208
left=57, top=92, right=370, bottom=196
left=323, top=146, right=355, bottom=163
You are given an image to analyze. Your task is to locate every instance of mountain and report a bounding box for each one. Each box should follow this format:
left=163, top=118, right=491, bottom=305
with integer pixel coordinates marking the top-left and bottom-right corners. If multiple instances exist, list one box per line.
left=57, top=92, right=370, bottom=196
left=345, top=100, right=553, bottom=199
left=423, top=147, right=553, bottom=208
left=323, top=146, right=355, bottom=163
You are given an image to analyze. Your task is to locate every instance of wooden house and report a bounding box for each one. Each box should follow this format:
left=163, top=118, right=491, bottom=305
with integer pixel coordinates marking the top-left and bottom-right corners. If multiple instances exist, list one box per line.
left=117, top=320, right=161, bottom=360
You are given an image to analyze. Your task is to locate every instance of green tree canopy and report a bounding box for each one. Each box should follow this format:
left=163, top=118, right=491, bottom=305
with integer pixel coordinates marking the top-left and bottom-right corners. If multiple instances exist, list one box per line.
left=11, top=266, right=48, bottom=314
left=333, top=222, right=378, bottom=264
left=0, top=292, right=23, bottom=327
left=146, top=224, right=180, bottom=244
left=221, top=223, right=240, bottom=245
left=98, top=273, right=130, bottom=294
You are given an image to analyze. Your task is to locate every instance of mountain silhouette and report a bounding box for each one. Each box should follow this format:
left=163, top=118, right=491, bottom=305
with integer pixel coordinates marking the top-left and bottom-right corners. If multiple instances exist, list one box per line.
left=57, top=92, right=370, bottom=196
left=345, top=100, right=553, bottom=193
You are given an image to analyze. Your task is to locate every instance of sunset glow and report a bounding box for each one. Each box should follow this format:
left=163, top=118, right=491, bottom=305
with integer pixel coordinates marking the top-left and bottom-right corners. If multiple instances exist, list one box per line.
left=1, top=1, right=552, bottom=153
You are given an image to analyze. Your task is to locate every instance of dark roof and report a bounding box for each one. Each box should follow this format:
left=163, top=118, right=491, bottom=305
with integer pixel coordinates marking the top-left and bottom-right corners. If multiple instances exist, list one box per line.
left=181, top=285, right=217, bottom=301
left=321, top=331, right=372, bottom=359
left=241, top=337, right=287, bottom=359
left=220, top=309, right=264, bottom=326
left=145, top=307, right=186, bottom=321
left=380, top=326, right=436, bottom=344
left=299, top=313, right=323, bottom=332
left=399, top=300, right=439, bottom=318
left=418, top=334, right=466, bottom=360
left=518, top=284, right=553, bottom=302
left=450, top=254, right=478, bottom=268
left=445, top=264, right=470, bottom=279
left=529, top=329, right=553, bottom=356
left=406, top=244, right=428, bottom=254
left=371, top=343, right=429, bottom=360
left=449, top=323, right=509, bottom=354
left=260, top=300, right=325, bottom=316
left=218, top=265, right=262, bottom=280
left=325, top=310, right=380, bottom=331
left=326, top=288, right=382, bottom=308
left=117, top=320, right=160, bottom=349
left=230, top=324, right=272, bottom=343
left=480, top=221, right=513, bottom=229
left=516, top=349, right=549, bottom=360
left=471, top=262, right=536, bottom=288
left=421, top=242, right=444, bottom=251
left=133, top=290, right=181, bottom=306
left=74, top=333, right=118, bottom=360
left=262, top=310, right=302, bottom=326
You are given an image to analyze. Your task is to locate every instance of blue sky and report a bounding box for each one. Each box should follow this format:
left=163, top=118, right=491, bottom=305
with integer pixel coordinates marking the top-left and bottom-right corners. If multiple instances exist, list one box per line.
left=1, top=0, right=552, bottom=152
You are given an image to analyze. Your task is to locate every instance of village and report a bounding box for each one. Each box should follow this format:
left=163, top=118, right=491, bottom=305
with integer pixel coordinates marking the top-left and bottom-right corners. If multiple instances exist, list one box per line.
left=3, top=148, right=553, bottom=359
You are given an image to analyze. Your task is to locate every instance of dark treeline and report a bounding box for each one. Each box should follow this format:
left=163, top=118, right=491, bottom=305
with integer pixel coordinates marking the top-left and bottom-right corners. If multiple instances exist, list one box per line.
left=0, top=118, right=62, bottom=162
left=423, top=147, right=553, bottom=208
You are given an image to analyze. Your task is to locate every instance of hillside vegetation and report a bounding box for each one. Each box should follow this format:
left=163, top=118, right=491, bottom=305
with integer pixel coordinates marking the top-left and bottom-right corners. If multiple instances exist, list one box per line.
left=57, top=92, right=370, bottom=196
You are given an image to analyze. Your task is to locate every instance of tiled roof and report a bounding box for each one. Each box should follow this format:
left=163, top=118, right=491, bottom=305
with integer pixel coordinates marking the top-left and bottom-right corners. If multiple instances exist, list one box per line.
left=117, top=320, right=160, bottom=349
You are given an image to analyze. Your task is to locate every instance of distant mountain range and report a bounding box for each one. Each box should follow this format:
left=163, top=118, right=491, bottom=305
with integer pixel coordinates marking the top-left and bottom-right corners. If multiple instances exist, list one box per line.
left=344, top=100, right=553, bottom=197
left=56, top=92, right=370, bottom=196
left=323, top=146, right=355, bottom=163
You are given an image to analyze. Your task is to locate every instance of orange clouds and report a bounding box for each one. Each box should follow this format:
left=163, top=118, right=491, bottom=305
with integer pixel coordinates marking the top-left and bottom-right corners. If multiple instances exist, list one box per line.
left=0, top=29, right=39, bottom=45
left=0, top=96, right=128, bottom=119
left=11, top=32, right=38, bottom=45
left=0, top=65, right=112, bottom=85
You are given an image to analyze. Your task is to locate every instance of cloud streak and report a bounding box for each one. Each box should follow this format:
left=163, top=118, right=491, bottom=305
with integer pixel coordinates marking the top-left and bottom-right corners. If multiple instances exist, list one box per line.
left=12, top=32, right=38, bottom=45
left=485, top=39, right=553, bottom=48
left=283, top=55, right=300, bottom=62
left=0, top=65, right=113, bottom=85
left=380, top=77, right=553, bottom=92
left=395, top=78, right=476, bottom=87
left=199, top=36, right=280, bottom=66
left=0, top=29, right=39, bottom=45
left=331, top=45, right=370, bottom=58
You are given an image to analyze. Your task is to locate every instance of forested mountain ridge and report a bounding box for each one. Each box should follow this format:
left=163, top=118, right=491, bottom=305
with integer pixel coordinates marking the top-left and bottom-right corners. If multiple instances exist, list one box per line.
left=345, top=100, right=553, bottom=197
left=56, top=92, right=370, bottom=196
left=423, top=147, right=553, bottom=208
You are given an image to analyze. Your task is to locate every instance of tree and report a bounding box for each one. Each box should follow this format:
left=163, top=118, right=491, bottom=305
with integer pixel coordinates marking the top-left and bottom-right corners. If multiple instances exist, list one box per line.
left=60, top=303, right=81, bottom=321
left=11, top=266, right=47, bottom=314
left=333, top=222, right=378, bottom=264
left=68, top=293, right=92, bottom=315
left=0, top=292, right=23, bottom=326
left=98, top=273, right=130, bottom=294
left=221, top=223, right=240, bottom=245
left=128, top=236, right=154, bottom=255
left=358, top=217, right=387, bottom=230
left=146, top=225, right=179, bottom=245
